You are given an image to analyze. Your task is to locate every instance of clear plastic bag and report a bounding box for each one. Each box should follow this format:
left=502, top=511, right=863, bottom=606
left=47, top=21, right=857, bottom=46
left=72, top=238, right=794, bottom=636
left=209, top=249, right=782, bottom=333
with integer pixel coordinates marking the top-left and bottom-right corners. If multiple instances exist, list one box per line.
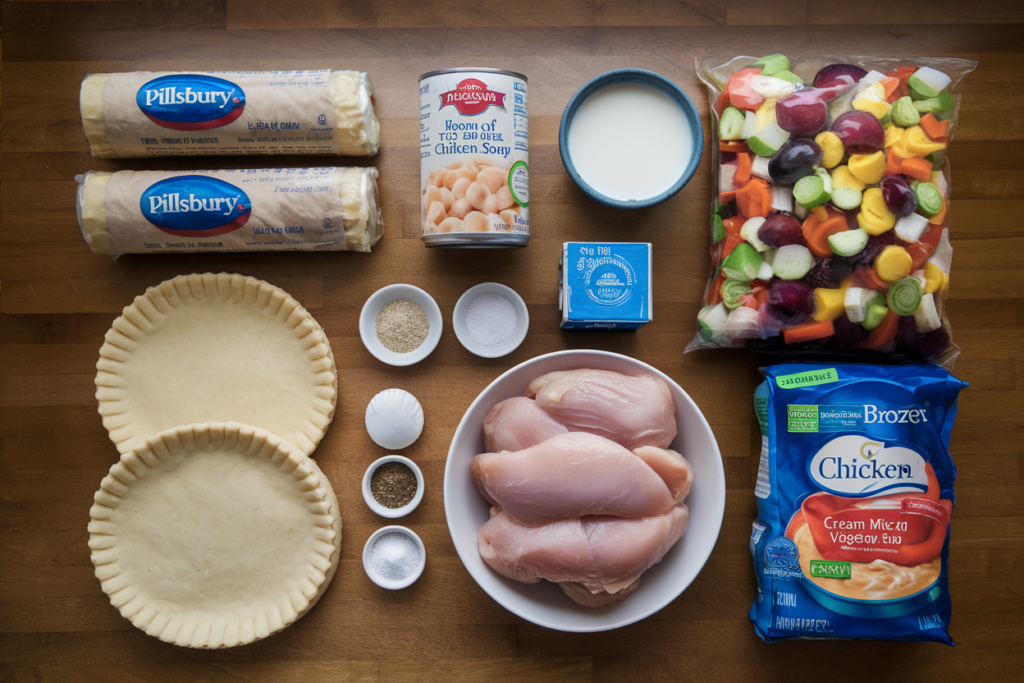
left=686, top=55, right=976, bottom=368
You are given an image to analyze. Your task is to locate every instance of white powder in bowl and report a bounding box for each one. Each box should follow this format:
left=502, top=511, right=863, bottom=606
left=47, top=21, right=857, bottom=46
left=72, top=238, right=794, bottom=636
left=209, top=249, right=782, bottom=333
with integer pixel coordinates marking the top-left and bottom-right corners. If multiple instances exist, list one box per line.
left=466, top=293, right=518, bottom=347
left=369, top=531, right=421, bottom=582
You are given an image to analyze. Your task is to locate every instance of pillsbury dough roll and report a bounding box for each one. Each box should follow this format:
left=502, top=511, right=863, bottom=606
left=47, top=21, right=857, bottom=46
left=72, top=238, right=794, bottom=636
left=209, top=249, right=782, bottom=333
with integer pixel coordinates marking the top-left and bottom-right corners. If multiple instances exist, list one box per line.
left=77, top=167, right=382, bottom=255
left=80, top=70, right=379, bottom=158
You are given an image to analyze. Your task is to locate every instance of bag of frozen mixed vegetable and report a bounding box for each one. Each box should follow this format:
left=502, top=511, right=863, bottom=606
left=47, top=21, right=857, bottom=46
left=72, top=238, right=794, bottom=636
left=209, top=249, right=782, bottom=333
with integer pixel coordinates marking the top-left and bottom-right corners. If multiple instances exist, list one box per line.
left=687, top=55, right=976, bottom=367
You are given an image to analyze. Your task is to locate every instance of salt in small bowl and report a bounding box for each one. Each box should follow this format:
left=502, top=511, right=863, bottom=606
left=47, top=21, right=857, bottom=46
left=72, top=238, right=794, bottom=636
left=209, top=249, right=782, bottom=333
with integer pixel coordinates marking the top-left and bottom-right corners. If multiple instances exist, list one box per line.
left=362, top=525, right=426, bottom=590
left=362, top=455, right=425, bottom=519
left=452, top=283, right=529, bottom=359
left=359, top=284, right=443, bottom=367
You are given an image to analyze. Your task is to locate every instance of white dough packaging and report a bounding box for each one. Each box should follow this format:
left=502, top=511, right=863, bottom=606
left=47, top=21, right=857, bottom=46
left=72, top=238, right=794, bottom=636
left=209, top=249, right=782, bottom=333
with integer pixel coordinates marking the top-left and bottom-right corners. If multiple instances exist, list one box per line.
left=77, top=167, right=382, bottom=255
left=80, top=70, right=379, bottom=158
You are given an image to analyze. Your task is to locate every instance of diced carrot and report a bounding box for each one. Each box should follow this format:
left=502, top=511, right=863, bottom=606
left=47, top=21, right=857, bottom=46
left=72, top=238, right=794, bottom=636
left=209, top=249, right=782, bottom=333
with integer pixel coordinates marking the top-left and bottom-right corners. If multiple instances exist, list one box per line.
left=885, top=80, right=910, bottom=104
left=886, top=66, right=918, bottom=81
left=734, top=178, right=772, bottom=219
left=734, top=153, right=753, bottom=186
left=722, top=233, right=746, bottom=258
left=859, top=310, right=899, bottom=350
left=807, top=215, right=848, bottom=257
left=719, top=140, right=749, bottom=153
left=906, top=223, right=942, bottom=270
left=861, top=268, right=891, bottom=292
left=900, top=157, right=933, bottom=182
left=783, top=320, right=835, bottom=345
left=928, top=195, right=948, bottom=226
left=713, top=89, right=731, bottom=117
left=879, top=76, right=901, bottom=101
left=720, top=190, right=736, bottom=205
left=799, top=205, right=831, bottom=242
left=886, top=147, right=908, bottom=176
left=919, top=113, right=950, bottom=141
left=723, top=216, right=745, bottom=236
left=756, top=287, right=770, bottom=307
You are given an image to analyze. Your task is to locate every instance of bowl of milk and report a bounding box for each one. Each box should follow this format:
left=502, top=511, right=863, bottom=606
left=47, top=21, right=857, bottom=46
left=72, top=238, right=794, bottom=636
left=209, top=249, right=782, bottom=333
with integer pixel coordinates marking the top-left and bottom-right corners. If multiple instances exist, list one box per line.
left=559, top=69, right=703, bottom=209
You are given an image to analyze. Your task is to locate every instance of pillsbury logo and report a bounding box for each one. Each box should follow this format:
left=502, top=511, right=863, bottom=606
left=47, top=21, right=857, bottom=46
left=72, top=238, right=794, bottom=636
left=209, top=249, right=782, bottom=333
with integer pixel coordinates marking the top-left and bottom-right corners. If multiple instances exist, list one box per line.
left=137, top=75, right=246, bottom=131
left=140, top=176, right=251, bottom=237
left=808, top=434, right=929, bottom=498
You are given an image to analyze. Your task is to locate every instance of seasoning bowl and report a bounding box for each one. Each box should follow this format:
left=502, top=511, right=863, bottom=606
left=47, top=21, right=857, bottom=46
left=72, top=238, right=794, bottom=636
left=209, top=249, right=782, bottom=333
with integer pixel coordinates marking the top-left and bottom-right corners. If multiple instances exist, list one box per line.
left=359, top=284, right=443, bottom=366
left=559, top=69, right=703, bottom=209
left=362, top=455, right=425, bottom=519
left=452, top=283, right=529, bottom=359
left=362, top=525, right=427, bottom=590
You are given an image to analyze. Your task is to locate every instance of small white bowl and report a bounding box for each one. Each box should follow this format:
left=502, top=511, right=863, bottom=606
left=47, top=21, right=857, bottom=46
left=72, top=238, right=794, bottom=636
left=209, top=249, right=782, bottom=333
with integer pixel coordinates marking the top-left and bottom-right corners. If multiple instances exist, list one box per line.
left=362, top=525, right=426, bottom=590
left=359, top=284, right=442, bottom=366
left=452, top=283, right=529, bottom=358
left=362, top=455, right=425, bottom=519
left=444, top=349, right=725, bottom=632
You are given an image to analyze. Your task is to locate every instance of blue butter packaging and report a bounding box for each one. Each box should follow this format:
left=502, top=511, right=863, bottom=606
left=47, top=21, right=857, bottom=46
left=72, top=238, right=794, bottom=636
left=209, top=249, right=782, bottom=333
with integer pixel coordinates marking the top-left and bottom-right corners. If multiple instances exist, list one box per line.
left=560, top=242, right=652, bottom=329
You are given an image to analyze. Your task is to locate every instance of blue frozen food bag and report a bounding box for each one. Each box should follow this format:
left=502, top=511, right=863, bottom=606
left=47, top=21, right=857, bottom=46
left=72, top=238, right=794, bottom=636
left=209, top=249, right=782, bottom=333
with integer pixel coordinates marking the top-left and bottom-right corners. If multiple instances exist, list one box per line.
left=749, top=362, right=966, bottom=643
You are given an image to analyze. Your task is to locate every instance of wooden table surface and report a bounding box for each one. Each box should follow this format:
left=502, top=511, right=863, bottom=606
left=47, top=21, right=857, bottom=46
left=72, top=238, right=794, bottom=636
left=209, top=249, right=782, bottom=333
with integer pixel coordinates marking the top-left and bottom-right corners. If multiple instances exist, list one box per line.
left=3, top=1, right=1023, bottom=680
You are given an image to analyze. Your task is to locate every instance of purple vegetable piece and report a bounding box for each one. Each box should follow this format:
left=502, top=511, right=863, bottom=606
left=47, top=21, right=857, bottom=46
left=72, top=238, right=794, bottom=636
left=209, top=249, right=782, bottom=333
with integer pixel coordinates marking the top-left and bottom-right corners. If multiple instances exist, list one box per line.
left=776, top=91, right=829, bottom=137
left=896, top=315, right=950, bottom=361
left=758, top=304, right=787, bottom=339
left=720, top=151, right=738, bottom=165
left=812, top=64, right=869, bottom=89
left=830, top=111, right=886, bottom=155
left=847, top=231, right=897, bottom=268
left=767, top=280, right=813, bottom=326
left=880, top=175, right=918, bottom=217
left=805, top=257, right=853, bottom=289
left=768, top=138, right=822, bottom=185
left=831, top=315, right=870, bottom=348
left=758, top=214, right=806, bottom=248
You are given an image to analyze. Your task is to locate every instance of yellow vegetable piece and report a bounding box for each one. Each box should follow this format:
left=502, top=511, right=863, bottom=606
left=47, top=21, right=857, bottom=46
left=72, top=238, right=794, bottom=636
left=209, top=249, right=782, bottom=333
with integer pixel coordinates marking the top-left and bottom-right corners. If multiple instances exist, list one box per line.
left=856, top=99, right=892, bottom=120
left=815, top=132, right=844, bottom=169
left=813, top=287, right=847, bottom=322
left=848, top=151, right=886, bottom=185
left=875, top=245, right=913, bottom=283
left=884, top=125, right=906, bottom=149
left=831, top=165, right=866, bottom=192
left=903, top=125, right=947, bottom=157
left=857, top=188, right=897, bottom=235
left=923, top=261, right=945, bottom=294
left=852, top=82, right=892, bottom=121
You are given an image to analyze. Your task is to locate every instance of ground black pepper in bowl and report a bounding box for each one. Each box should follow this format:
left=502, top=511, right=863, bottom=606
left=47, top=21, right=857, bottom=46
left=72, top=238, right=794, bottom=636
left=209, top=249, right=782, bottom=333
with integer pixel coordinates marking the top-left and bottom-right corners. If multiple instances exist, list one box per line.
left=370, top=461, right=419, bottom=509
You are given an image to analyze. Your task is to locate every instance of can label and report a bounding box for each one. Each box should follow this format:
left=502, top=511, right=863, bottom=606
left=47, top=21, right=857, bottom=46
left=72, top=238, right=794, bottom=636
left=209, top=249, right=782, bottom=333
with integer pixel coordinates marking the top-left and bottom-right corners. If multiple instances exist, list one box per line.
left=419, top=70, right=529, bottom=244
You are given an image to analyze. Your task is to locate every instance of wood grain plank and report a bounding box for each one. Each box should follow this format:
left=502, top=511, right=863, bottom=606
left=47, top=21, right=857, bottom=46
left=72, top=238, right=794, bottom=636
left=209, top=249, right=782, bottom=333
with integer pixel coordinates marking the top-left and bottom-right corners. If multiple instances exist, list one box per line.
left=1, top=0, right=228, bottom=31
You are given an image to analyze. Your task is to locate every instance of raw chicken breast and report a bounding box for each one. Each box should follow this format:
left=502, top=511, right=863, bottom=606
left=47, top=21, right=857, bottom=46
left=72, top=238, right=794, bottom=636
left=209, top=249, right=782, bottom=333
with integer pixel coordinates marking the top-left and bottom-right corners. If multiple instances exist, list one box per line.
left=525, top=370, right=677, bottom=450
left=560, top=578, right=639, bottom=608
left=633, top=446, right=694, bottom=504
left=470, top=432, right=678, bottom=525
left=482, top=396, right=568, bottom=453
left=478, top=506, right=689, bottom=595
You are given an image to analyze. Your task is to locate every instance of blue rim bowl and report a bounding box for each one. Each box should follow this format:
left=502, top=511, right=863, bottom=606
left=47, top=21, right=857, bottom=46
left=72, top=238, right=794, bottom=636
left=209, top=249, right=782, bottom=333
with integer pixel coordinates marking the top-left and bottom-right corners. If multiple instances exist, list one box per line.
left=558, top=69, right=704, bottom=210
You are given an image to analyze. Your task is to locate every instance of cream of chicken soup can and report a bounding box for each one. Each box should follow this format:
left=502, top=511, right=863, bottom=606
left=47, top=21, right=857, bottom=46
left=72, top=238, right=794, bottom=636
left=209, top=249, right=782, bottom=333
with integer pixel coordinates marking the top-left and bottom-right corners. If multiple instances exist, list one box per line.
left=419, top=69, right=529, bottom=248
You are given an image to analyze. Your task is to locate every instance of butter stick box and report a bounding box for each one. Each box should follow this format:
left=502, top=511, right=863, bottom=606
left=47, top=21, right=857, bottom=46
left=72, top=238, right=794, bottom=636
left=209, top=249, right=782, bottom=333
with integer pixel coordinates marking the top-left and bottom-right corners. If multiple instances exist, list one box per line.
left=559, top=242, right=652, bottom=329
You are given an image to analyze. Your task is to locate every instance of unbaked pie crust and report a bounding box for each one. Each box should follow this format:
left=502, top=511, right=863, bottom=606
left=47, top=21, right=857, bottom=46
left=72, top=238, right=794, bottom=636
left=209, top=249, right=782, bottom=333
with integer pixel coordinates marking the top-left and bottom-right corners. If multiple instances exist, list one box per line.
left=88, top=422, right=342, bottom=648
left=95, top=273, right=337, bottom=457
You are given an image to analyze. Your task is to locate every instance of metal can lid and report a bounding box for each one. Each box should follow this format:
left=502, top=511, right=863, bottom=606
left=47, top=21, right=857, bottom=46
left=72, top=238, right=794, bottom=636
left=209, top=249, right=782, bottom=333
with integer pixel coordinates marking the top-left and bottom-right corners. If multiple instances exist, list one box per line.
left=419, top=68, right=527, bottom=83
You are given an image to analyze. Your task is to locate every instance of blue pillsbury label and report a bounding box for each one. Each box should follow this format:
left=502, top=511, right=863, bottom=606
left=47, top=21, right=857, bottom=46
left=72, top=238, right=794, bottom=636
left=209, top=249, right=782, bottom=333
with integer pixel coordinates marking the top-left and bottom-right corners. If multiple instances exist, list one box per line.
left=560, top=242, right=652, bottom=329
left=137, top=74, right=246, bottom=131
left=140, top=175, right=251, bottom=237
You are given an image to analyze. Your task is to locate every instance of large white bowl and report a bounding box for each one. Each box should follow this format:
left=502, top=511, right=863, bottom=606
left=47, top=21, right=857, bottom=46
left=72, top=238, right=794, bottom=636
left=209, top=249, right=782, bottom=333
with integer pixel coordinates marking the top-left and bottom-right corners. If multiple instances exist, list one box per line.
left=443, top=350, right=726, bottom=632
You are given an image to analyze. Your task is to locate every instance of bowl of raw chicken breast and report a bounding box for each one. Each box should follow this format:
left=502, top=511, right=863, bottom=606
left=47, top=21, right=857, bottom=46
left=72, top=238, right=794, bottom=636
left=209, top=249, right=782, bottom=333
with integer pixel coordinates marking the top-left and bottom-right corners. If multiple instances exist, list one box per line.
left=444, top=350, right=726, bottom=632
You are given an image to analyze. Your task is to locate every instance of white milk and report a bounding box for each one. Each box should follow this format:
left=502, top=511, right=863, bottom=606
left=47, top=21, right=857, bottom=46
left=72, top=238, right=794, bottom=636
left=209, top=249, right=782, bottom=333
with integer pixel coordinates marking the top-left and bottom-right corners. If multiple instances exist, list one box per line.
left=568, top=82, right=693, bottom=202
